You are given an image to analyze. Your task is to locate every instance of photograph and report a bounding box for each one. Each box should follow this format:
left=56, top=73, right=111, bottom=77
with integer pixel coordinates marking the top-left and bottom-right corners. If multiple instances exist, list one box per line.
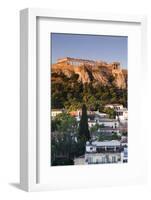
left=50, top=33, right=128, bottom=166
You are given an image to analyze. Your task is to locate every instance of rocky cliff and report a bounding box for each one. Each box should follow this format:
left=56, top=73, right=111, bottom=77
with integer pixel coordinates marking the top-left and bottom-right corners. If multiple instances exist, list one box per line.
left=51, top=59, right=127, bottom=89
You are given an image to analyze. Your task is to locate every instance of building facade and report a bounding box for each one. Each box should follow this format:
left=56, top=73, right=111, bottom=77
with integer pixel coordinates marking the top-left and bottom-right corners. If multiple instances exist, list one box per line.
left=85, top=140, right=125, bottom=164
left=116, top=108, right=128, bottom=121
left=88, top=118, right=119, bottom=129
left=51, top=109, right=63, bottom=119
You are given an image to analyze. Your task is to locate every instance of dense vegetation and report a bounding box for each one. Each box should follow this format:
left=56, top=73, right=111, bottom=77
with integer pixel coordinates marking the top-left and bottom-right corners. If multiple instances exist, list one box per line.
left=51, top=72, right=127, bottom=111
left=51, top=105, right=89, bottom=166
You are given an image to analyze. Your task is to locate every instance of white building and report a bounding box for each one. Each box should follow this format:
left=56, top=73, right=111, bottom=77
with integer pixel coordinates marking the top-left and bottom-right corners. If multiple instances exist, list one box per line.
left=94, top=111, right=109, bottom=118
left=97, top=127, right=120, bottom=134
left=85, top=140, right=125, bottom=164
left=85, top=152, right=121, bottom=164
left=121, top=147, right=128, bottom=163
left=86, top=140, right=121, bottom=152
left=120, top=136, right=128, bottom=147
left=88, top=118, right=119, bottom=129
left=51, top=109, right=63, bottom=119
left=116, top=108, right=128, bottom=122
left=105, top=104, right=124, bottom=111
left=74, top=156, right=85, bottom=165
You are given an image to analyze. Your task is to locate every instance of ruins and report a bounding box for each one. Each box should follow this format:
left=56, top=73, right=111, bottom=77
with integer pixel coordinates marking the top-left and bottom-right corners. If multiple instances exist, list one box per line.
left=57, top=57, right=121, bottom=70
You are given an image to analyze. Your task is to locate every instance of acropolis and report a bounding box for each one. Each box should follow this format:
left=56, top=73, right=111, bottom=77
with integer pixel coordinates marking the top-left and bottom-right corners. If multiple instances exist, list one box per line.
left=57, top=57, right=121, bottom=70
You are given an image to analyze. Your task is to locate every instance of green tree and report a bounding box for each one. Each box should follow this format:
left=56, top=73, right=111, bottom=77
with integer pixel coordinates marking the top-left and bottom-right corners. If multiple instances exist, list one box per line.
left=55, top=113, right=77, bottom=134
left=51, top=113, right=78, bottom=165
left=103, top=107, right=116, bottom=119
left=90, top=123, right=100, bottom=134
left=51, top=72, right=127, bottom=110
left=78, top=104, right=90, bottom=141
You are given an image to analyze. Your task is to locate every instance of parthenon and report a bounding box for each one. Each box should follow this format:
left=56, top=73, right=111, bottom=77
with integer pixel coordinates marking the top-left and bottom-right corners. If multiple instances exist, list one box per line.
left=57, top=57, right=120, bottom=69
left=57, top=57, right=96, bottom=66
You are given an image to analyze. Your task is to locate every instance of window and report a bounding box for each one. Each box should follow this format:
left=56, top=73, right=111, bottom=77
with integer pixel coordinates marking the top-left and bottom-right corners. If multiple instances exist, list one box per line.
left=102, top=157, right=105, bottom=163
left=112, top=156, right=116, bottom=163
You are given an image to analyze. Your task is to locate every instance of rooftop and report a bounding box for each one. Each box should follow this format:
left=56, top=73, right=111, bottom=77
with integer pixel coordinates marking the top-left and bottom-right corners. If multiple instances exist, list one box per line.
left=89, top=140, right=121, bottom=147
left=88, top=118, right=118, bottom=123
left=105, top=104, right=123, bottom=107
left=116, top=108, right=128, bottom=112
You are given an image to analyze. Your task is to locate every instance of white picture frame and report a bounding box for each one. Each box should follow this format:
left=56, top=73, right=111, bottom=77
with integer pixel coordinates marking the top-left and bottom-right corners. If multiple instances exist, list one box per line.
left=20, top=8, right=147, bottom=192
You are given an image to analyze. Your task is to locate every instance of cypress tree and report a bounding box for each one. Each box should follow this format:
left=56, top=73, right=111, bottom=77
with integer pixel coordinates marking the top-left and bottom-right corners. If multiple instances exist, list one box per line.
left=79, top=104, right=90, bottom=141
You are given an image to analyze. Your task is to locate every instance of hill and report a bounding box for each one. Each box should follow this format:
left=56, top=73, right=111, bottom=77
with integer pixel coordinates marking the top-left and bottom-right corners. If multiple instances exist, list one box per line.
left=51, top=57, right=127, bottom=110
left=52, top=57, right=127, bottom=89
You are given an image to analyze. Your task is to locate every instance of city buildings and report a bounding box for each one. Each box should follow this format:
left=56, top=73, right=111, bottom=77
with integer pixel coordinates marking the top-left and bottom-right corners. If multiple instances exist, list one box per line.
left=85, top=140, right=123, bottom=164
left=74, top=140, right=128, bottom=165
left=105, top=104, right=124, bottom=110
left=52, top=103, right=128, bottom=165
left=116, top=108, right=128, bottom=122
left=88, top=118, right=119, bottom=129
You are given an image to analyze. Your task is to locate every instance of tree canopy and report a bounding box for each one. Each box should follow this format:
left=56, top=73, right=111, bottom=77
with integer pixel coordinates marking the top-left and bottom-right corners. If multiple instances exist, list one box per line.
left=78, top=104, right=90, bottom=141
left=51, top=72, right=127, bottom=111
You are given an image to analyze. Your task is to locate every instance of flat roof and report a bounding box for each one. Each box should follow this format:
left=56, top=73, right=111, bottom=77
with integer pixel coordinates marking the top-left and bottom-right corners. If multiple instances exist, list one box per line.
left=88, top=119, right=118, bottom=122
left=91, top=140, right=121, bottom=147
left=105, top=104, right=123, bottom=107
left=117, top=108, right=128, bottom=110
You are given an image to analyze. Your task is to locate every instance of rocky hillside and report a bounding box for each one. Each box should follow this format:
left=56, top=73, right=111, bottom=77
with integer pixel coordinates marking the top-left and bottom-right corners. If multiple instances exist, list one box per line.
left=51, top=59, right=127, bottom=89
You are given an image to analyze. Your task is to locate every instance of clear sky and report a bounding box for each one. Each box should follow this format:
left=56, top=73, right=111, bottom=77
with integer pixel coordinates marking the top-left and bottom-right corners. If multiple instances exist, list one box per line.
left=51, top=33, right=128, bottom=68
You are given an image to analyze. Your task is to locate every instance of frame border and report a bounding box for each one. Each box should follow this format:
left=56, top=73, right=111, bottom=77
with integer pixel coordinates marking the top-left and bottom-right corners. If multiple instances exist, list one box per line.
left=20, top=8, right=147, bottom=191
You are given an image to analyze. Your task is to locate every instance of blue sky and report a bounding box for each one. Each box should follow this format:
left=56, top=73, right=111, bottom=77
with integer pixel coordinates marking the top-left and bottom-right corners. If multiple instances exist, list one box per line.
left=51, top=33, right=128, bottom=68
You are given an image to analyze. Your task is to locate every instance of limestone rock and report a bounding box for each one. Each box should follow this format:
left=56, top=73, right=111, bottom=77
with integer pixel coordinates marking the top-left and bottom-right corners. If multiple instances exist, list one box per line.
left=51, top=57, right=127, bottom=89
